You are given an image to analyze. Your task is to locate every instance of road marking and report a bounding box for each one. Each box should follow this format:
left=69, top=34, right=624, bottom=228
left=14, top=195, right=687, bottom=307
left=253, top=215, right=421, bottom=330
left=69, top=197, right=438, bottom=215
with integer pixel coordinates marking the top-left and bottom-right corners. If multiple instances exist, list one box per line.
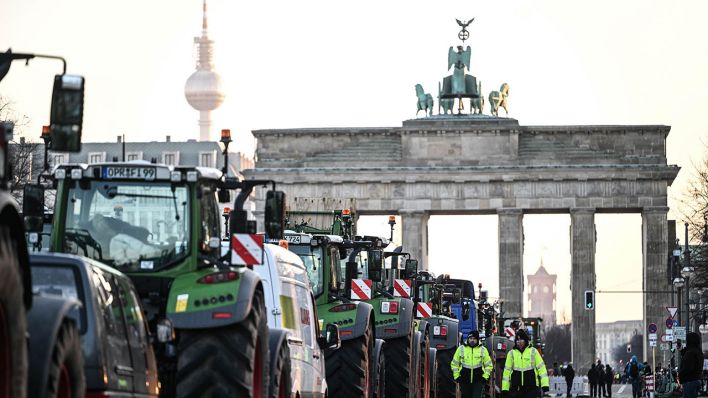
left=618, top=385, right=626, bottom=394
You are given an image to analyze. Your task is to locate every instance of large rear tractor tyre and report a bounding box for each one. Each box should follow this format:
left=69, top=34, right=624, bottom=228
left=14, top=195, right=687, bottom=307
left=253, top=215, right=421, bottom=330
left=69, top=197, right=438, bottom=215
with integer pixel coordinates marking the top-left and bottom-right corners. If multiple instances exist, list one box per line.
left=45, top=320, right=85, bottom=398
left=325, top=324, right=374, bottom=398
left=269, top=334, right=292, bottom=398
left=383, top=330, right=414, bottom=398
left=428, top=348, right=438, bottom=398
left=418, top=331, right=431, bottom=398
left=177, top=289, right=269, bottom=398
left=435, top=348, right=459, bottom=398
left=373, top=340, right=386, bottom=398
left=0, top=226, right=28, bottom=398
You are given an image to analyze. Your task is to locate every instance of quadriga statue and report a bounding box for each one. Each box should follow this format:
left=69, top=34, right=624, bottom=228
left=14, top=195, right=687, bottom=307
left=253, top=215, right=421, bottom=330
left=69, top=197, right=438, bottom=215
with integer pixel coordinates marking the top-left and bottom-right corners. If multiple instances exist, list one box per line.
left=415, top=84, right=434, bottom=117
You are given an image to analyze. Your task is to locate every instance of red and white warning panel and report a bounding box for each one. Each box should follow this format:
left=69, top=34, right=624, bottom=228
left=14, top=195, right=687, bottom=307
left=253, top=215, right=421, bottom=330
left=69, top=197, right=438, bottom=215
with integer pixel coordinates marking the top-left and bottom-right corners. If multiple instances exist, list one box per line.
left=231, top=234, right=264, bottom=266
left=393, top=279, right=412, bottom=298
left=350, top=279, right=373, bottom=300
left=505, top=327, right=516, bottom=338
left=416, top=302, right=433, bottom=318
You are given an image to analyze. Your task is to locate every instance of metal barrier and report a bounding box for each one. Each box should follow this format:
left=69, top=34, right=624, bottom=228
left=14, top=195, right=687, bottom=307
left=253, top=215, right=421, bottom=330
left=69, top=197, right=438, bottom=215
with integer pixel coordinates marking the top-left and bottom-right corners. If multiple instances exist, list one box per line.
left=548, top=376, right=590, bottom=397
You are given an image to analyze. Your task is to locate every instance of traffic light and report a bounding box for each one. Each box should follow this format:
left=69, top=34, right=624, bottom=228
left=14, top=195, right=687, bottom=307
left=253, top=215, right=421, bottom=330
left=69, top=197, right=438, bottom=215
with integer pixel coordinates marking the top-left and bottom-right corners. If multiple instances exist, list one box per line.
left=584, top=290, right=595, bottom=310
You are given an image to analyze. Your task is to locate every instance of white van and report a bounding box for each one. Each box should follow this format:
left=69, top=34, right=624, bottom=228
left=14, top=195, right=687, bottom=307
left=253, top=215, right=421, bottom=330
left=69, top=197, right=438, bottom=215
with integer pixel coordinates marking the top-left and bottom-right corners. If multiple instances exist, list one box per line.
left=253, top=243, right=340, bottom=398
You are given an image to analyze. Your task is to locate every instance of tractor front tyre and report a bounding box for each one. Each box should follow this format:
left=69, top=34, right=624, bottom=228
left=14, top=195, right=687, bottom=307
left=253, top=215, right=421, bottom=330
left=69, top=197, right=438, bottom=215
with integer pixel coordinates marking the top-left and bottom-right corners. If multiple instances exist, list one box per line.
left=383, top=331, right=414, bottom=398
left=0, top=226, right=28, bottom=398
left=45, top=320, right=85, bottom=398
left=435, top=348, right=459, bottom=398
left=269, top=335, right=292, bottom=398
left=325, top=324, right=374, bottom=398
left=373, top=340, right=386, bottom=398
left=176, top=289, right=269, bottom=398
left=428, top=347, right=438, bottom=398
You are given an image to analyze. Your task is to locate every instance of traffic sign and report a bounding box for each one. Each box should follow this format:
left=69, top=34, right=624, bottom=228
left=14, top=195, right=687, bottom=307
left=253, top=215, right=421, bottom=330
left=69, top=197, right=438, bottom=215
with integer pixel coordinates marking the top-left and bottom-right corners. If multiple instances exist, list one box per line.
left=666, top=318, right=674, bottom=329
left=667, top=306, right=679, bottom=319
left=649, top=334, right=657, bottom=347
left=648, top=323, right=657, bottom=334
left=660, top=343, right=669, bottom=351
left=674, top=326, right=686, bottom=341
left=673, top=319, right=680, bottom=327
left=662, top=331, right=674, bottom=342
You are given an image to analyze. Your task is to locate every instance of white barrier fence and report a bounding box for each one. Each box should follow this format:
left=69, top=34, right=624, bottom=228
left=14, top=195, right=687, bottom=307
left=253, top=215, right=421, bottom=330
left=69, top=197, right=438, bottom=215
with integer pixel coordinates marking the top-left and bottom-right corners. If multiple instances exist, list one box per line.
left=548, top=376, right=590, bottom=397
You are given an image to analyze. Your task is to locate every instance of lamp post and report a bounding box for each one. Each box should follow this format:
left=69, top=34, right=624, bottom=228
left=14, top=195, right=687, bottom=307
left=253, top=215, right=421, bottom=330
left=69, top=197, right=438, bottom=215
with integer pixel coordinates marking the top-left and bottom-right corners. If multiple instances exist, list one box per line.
left=674, top=276, right=685, bottom=325
left=672, top=239, right=681, bottom=307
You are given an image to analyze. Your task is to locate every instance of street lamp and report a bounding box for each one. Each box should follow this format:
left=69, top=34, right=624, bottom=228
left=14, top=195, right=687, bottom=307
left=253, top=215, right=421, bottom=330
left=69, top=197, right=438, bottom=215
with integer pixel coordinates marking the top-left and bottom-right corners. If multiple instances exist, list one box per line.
left=674, top=277, right=685, bottom=288
left=681, top=266, right=695, bottom=279
left=683, top=223, right=692, bottom=329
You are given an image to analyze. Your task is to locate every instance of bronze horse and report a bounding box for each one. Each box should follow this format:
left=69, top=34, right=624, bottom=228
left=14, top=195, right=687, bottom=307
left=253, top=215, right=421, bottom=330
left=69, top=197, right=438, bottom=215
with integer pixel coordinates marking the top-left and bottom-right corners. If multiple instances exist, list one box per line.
left=415, top=84, right=434, bottom=117
left=489, top=83, right=509, bottom=117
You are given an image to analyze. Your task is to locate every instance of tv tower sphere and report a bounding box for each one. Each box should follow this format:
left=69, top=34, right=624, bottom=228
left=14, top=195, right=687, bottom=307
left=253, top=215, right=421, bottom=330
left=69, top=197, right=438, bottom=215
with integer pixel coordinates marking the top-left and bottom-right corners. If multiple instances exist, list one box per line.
left=184, top=0, right=225, bottom=140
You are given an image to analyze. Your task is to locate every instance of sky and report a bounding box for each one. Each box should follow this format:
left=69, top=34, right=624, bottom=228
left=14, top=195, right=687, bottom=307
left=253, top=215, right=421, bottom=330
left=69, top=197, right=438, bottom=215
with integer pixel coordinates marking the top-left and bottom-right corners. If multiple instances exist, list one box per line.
left=3, top=0, right=708, bottom=323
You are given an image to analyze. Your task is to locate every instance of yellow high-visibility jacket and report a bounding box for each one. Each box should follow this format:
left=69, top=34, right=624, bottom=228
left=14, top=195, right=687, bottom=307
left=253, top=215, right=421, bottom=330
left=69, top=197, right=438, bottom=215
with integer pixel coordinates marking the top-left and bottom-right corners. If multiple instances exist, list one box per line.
left=451, top=344, right=493, bottom=383
left=501, top=347, right=549, bottom=392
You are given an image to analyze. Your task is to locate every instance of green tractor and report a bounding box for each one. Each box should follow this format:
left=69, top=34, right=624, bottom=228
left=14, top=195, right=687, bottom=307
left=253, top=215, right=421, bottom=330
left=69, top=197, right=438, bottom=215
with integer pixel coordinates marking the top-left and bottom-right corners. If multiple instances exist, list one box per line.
left=283, top=229, right=384, bottom=398
left=42, top=156, right=288, bottom=397
left=287, top=207, right=422, bottom=398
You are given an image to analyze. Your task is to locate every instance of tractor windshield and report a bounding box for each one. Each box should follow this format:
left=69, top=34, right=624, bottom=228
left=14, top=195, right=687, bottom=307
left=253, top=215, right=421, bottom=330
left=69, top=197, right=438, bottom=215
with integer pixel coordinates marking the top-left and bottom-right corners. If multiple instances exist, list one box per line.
left=61, top=180, right=190, bottom=272
left=289, top=244, right=324, bottom=297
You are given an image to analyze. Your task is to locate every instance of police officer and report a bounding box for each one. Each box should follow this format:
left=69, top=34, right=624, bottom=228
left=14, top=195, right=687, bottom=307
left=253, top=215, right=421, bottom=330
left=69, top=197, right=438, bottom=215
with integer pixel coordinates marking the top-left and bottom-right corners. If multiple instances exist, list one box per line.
left=502, top=329, right=550, bottom=398
left=451, top=330, right=493, bottom=398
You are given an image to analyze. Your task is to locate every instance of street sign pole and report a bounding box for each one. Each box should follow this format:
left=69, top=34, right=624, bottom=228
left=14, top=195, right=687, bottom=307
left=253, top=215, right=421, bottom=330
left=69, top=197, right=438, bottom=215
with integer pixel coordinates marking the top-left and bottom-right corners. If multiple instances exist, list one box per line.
left=652, top=346, right=656, bottom=398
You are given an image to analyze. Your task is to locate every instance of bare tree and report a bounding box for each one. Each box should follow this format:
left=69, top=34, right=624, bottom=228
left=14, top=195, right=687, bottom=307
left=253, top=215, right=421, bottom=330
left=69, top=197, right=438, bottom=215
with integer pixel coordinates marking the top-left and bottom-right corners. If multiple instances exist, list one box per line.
left=1, top=96, right=44, bottom=203
left=676, top=153, right=708, bottom=290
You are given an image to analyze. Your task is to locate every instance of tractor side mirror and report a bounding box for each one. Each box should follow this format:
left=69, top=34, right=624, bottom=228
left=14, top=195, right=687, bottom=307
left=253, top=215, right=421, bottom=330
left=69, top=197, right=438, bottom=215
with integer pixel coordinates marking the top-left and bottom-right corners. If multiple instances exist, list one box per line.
left=404, top=259, right=418, bottom=278
left=345, top=261, right=358, bottom=282
left=217, top=188, right=230, bottom=203
left=264, top=190, right=285, bottom=239
left=462, top=302, right=471, bottom=321
left=49, top=74, right=84, bottom=153
left=367, top=250, right=383, bottom=282
left=318, top=323, right=341, bottom=351
left=23, top=184, right=45, bottom=233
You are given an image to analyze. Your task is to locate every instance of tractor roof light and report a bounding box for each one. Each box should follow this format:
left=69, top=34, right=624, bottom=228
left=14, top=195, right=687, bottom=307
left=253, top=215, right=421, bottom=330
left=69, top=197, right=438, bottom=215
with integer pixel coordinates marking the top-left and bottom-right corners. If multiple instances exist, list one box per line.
left=388, top=215, right=396, bottom=226
left=186, top=171, right=198, bottom=182
left=70, top=168, right=83, bottom=180
left=223, top=207, right=231, bottom=214
left=55, top=168, right=66, bottom=179
left=220, top=129, right=232, bottom=143
left=170, top=171, right=181, bottom=182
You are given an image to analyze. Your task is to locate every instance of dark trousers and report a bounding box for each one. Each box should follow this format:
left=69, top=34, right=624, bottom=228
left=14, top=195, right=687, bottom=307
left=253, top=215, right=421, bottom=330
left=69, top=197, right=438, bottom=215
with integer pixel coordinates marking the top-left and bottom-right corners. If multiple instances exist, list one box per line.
left=631, top=379, right=641, bottom=398
left=605, top=382, right=612, bottom=397
left=682, top=380, right=700, bottom=398
left=566, top=382, right=573, bottom=397
left=599, top=382, right=606, bottom=397
left=591, top=383, right=598, bottom=398
left=460, top=382, right=485, bottom=398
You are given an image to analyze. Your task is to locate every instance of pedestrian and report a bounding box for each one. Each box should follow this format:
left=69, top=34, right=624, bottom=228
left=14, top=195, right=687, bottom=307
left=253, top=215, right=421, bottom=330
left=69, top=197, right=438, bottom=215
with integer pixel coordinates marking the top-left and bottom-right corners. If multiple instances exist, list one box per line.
left=625, top=356, right=644, bottom=398
left=501, top=329, right=550, bottom=398
left=553, top=362, right=561, bottom=377
left=597, top=361, right=606, bottom=398
left=452, top=330, right=493, bottom=398
left=604, top=364, right=614, bottom=398
left=564, top=363, right=576, bottom=398
left=589, top=364, right=598, bottom=398
left=678, top=332, right=703, bottom=398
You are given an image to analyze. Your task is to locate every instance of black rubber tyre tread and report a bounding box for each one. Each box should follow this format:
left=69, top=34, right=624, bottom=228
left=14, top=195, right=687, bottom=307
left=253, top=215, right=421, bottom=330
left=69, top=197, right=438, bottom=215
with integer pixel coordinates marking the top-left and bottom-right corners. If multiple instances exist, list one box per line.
left=419, top=331, right=431, bottom=398
left=0, top=225, right=28, bottom=398
left=435, top=348, right=459, bottom=398
left=324, top=324, right=373, bottom=398
left=383, top=331, right=413, bottom=398
left=411, top=332, right=422, bottom=398
left=269, top=338, right=292, bottom=398
left=428, top=348, right=438, bottom=398
left=374, top=341, right=386, bottom=398
left=46, top=319, right=85, bottom=398
left=176, top=289, right=269, bottom=398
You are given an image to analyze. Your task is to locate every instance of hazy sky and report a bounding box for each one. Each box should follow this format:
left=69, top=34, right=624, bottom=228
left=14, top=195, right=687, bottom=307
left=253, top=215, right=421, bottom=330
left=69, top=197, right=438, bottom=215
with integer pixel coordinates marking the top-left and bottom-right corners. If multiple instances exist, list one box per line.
left=3, top=0, right=708, bottom=323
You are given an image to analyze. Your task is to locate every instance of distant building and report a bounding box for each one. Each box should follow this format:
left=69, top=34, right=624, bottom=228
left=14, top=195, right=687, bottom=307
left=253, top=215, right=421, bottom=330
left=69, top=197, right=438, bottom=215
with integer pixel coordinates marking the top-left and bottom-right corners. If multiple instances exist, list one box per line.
left=50, top=136, right=253, bottom=177
left=527, top=259, right=557, bottom=326
left=596, top=320, right=642, bottom=366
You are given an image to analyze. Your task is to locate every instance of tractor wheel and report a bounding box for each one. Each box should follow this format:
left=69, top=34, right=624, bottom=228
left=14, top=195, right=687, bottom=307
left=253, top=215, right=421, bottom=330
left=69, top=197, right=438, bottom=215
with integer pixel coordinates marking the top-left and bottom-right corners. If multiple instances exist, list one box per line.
left=436, top=348, right=459, bottom=398
left=45, top=320, right=85, bottom=398
left=325, top=323, right=374, bottom=398
left=411, top=331, right=422, bottom=397
left=418, top=331, right=431, bottom=398
left=269, top=334, right=292, bottom=398
left=383, top=330, right=414, bottom=398
left=177, top=289, right=269, bottom=398
left=428, top=347, right=438, bottom=398
left=0, top=225, right=28, bottom=398
left=373, top=340, right=386, bottom=398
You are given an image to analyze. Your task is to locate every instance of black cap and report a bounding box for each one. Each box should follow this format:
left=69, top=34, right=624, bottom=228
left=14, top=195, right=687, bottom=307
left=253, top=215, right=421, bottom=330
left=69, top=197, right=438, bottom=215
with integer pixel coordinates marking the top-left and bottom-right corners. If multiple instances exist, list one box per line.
left=469, top=330, right=480, bottom=340
left=515, top=328, right=530, bottom=342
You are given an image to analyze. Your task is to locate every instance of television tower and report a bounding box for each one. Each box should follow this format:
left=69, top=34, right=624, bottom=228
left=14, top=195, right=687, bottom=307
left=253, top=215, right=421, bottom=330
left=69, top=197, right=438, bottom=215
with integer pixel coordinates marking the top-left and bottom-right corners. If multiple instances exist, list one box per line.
left=184, top=0, right=225, bottom=141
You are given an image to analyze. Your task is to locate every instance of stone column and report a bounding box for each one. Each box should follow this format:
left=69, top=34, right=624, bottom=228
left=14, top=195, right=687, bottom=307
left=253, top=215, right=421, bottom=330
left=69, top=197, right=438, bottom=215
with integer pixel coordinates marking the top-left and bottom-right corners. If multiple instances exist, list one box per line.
left=400, top=210, right=429, bottom=270
left=498, top=208, right=524, bottom=318
left=570, top=208, right=596, bottom=373
left=642, top=207, right=669, bottom=360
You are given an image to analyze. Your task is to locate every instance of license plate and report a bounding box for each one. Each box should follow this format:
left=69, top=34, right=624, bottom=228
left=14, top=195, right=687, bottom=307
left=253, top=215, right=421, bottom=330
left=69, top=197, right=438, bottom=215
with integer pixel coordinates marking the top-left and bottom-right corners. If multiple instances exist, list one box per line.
left=102, top=166, right=156, bottom=180
left=285, top=235, right=301, bottom=244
